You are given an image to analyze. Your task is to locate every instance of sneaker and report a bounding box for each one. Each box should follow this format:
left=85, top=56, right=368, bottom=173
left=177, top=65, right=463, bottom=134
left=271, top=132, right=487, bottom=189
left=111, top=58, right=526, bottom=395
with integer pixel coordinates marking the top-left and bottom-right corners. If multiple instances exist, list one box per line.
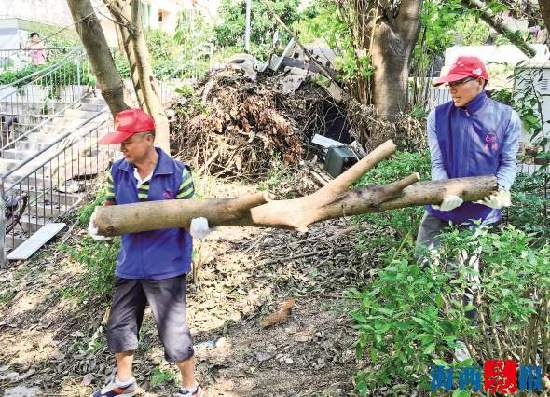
left=173, top=384, right=203, bottom=397
left=91, top=369, right=138, bottom=397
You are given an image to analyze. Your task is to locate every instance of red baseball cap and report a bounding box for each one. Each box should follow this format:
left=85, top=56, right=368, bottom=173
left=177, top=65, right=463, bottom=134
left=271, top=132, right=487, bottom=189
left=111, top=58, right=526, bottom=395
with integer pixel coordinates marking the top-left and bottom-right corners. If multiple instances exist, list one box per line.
left=99, top=108, right=156, bottom=144
left=434, top=56, right=489, bottom=86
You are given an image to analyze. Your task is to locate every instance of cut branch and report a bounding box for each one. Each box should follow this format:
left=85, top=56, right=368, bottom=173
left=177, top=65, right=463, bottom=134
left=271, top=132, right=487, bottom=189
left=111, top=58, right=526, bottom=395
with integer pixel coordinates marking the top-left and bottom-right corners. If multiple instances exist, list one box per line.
left=94, top=140, right=498, bottom=236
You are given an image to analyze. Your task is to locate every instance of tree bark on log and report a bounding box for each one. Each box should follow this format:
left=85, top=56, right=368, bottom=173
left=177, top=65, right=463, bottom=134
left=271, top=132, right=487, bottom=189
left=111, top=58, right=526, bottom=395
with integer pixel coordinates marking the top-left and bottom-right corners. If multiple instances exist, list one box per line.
left=94, top=140, right=498, bottom=236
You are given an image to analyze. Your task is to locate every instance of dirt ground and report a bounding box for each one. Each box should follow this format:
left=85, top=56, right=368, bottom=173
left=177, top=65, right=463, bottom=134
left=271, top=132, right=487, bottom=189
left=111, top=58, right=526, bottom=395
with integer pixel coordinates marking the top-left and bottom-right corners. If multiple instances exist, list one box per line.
left=0, top=180, right=376, bottom=397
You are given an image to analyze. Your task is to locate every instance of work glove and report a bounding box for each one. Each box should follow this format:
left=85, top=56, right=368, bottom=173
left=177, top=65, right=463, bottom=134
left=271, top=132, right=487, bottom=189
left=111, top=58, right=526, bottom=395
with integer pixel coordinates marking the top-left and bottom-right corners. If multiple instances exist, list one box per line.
left=88, top=210, right=112, bottom=241
left=432, top=195, right=463, bottom=212
left=190, top=217, right=211, bottom=240
left=475, top=190, right=512, bottom=209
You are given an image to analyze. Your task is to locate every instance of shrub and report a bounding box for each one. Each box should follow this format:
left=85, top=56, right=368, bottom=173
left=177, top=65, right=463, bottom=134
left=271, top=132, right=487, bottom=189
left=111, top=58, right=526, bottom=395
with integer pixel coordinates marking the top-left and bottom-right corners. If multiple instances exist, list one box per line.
left=351, top=225, right=549, bottom=394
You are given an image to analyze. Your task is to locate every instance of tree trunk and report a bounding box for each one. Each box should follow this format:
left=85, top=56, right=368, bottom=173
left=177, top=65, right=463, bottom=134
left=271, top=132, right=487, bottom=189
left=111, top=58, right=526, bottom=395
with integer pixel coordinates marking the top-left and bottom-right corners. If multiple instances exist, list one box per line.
left=116, top=24, right=145, bottom=108
left=66, top=0, right=130, bottom=115
left=540, top=0, right=550, bottom=49
left=94, top=140, right=498, bottom=236
left=105, top=0, right=171, bottom=154
left=130, top=0, right=171, bottom=153
left=371, top=0, right=423, bottom=119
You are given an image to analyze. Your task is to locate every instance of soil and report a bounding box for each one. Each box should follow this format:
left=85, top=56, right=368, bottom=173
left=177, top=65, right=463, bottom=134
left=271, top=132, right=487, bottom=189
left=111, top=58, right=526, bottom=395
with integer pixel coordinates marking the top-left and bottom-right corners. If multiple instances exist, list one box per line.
left=0, top=180, right=376, bottom=397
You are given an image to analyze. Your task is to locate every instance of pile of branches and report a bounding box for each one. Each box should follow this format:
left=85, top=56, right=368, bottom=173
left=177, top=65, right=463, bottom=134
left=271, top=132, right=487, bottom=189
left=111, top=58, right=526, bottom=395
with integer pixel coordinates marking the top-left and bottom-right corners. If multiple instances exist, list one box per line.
left=170, top=70, right=334, bottom=180
left=346, top=100, right=427, bottom=153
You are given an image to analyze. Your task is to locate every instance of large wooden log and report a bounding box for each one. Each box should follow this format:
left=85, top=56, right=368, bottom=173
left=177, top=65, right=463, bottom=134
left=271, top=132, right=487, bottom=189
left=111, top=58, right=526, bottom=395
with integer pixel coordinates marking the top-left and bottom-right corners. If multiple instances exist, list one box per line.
left=94, top=140, right=498, bottom=236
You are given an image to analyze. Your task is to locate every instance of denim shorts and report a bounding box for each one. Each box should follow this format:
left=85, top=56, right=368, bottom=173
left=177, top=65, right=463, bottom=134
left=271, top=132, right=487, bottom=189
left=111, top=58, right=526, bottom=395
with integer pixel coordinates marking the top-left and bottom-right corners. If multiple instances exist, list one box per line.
left=105, top=274, right=194, bottom=363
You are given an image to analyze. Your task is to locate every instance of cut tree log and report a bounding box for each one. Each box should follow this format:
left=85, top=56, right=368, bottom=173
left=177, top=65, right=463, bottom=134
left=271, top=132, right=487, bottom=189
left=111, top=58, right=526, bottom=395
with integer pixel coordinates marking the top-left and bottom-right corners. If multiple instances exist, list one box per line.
left=94, top=140, right=498, bottom=236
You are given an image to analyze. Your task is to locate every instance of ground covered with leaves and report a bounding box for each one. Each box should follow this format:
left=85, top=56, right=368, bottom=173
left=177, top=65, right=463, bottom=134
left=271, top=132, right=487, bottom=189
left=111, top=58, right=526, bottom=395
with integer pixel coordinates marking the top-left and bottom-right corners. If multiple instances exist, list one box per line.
left=0, top=178, right=376, bottom=396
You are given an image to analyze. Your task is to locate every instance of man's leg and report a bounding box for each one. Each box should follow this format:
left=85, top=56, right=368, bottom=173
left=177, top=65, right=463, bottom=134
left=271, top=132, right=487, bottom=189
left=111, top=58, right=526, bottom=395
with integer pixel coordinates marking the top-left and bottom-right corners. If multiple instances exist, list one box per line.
left=415, top=211, right=448, bottom=265
left=115, top=351, right=135, bottom=382
left=105, top=278, right=146, bottom=383
left=176, top=357, right=196, bottom=389
left=143, top=275, right=198, bottom=391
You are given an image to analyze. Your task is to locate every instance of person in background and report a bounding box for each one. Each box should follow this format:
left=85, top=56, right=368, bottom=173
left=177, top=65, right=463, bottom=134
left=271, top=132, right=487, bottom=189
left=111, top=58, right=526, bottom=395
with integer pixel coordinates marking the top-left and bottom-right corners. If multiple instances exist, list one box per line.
left=26, top=32, right=47, bottom=66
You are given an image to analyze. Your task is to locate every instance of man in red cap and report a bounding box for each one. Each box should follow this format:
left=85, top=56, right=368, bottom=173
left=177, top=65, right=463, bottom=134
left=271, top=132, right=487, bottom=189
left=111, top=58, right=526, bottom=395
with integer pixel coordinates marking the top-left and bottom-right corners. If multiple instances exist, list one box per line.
left=415, top=56, right=521, bottom=360
left=88, top=108, right=207, bottom=396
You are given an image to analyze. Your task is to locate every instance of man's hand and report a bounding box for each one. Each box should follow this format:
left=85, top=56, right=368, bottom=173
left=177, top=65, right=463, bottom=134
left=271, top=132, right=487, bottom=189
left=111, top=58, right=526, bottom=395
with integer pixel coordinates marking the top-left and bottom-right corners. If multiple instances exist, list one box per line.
left=190, top=217, right=211, bottom=240
left=475, top=190, right=512, bottom=209
left=88, top=210, right=112, bottom=241
left=432, top=195, right=463, bottom=212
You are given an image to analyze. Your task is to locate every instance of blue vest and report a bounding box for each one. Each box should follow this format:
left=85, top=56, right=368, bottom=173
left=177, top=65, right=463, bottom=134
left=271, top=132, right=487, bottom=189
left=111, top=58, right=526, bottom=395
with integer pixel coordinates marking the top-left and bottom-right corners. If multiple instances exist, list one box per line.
left=111, top=148, right=193, bottom=280
left=426, top=91, right=512, bottom=225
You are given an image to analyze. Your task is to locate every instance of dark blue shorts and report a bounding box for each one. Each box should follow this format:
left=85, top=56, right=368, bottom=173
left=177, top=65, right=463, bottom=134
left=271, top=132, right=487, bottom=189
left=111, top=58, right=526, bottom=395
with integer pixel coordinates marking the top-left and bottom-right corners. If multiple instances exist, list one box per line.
left=106, top=274, right=194, bottom=362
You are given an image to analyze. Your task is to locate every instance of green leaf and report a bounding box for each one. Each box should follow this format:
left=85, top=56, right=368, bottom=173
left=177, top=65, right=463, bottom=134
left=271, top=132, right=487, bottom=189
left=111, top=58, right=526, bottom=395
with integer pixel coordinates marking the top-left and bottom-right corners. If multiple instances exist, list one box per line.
left=452, top=390, right=471, bottom=397
left=423, top=343, right=435, bottom=355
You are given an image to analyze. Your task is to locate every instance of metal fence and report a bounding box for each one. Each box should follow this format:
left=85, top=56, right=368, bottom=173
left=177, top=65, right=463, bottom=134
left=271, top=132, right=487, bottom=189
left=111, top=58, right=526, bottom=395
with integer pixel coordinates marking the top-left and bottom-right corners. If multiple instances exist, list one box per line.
left=0, top=47, right=79, bottom=71
left=0, top=48, right=91, bottom=151
left=0, top=115, right=114, bottom=251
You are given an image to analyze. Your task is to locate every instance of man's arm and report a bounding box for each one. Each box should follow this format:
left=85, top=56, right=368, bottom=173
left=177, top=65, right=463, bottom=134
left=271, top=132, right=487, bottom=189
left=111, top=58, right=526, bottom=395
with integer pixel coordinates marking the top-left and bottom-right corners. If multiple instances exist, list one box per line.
left=104, top=171, right=116, bottom=205
left=496, top=110, right=521, bottom=191
left=176, top=167, right=195, bottom=199
left=427, top=110, right=449, bottom=181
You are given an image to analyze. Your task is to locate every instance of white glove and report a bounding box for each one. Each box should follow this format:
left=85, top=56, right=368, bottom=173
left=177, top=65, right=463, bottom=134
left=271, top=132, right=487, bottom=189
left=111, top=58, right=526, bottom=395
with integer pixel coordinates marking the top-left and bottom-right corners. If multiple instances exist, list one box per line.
left=475, top=190, right=512, bottom=209
left=432, top=195, right=463, bottom=212
left=190, top=217, right=211, bottom=240
left=88, top=210, right=112, bottom=241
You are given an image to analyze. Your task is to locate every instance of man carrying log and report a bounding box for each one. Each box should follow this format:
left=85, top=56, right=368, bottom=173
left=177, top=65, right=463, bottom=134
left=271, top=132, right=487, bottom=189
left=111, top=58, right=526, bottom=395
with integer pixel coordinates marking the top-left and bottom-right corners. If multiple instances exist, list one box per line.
left=88, top=109, right=207, bottom=397
left=416, top=56, right=521, bottom=358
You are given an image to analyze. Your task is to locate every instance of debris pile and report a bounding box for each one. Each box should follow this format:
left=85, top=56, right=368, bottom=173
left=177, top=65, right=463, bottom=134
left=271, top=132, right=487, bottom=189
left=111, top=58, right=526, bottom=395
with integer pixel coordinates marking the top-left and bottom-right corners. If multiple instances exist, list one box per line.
left=170, top=71, right=342, bottom=180
left=169, top=45, right=428, bottom=181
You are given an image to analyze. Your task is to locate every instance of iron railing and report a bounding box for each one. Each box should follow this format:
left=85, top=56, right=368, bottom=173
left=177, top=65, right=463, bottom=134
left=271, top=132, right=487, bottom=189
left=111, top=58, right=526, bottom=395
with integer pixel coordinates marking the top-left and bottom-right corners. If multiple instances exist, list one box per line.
left=0, top=48, right=91, bottom=150
left=0, top=47, right=79, bottom=70
left=0, top=115, right=115, bottom=251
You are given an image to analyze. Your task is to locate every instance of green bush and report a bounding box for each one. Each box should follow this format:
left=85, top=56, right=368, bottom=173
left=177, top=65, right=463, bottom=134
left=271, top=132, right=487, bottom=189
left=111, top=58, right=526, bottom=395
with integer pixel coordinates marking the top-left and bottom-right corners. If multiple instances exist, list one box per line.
left=350, top=149, right=548, bottom=394
left=65, top=237, right=119, bottom=302
left=351, top=225, right=549, bottom=394
left=63, top=183, right=118, bottom=301
left=354, top=151, right=431, bottom=246
left=506, top=171, right=549, bottom=247
left=214, top=0, right=300, bottom=59
left=0, top=56, right=95, bottom=89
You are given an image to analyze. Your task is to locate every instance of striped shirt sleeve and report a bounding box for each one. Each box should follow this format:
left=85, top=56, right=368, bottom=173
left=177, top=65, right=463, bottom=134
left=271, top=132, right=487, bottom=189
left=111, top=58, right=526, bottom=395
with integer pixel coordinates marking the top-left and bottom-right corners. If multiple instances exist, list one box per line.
left=105, top=171, right=116, bottom=202
left=176, top=167, right=194, bottom=199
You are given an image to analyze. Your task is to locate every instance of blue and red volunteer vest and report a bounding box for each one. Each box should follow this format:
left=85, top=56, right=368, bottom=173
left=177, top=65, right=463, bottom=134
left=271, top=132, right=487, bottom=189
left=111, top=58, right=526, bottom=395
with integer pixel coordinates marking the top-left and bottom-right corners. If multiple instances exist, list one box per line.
left=426, top=91, right=512, bottom=225
left=111, top=148, right=193, bottom=280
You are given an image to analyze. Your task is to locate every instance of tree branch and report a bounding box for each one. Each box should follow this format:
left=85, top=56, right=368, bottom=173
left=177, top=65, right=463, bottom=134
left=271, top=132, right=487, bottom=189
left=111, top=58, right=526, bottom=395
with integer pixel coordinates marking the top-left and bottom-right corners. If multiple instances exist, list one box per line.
left=93, top=140, right=498, bottom=236
left=461, top=0, right=537, bottom=57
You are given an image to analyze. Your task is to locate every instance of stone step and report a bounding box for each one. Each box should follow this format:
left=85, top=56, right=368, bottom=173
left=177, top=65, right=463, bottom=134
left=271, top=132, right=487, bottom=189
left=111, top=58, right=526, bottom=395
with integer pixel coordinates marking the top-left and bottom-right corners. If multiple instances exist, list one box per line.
left=1, top=149, right=38, bottom=160
left=63, top=108, right=99, bottom=120
left=15, top=140, right=58, bottom=152
left=79, top=103, right=106, bottom=112
left=5, top=236, right=25, bottom=251
left=6, top=186, right=83, bottom=207
left=0, top=158, right=20, bottom=174
left=19, top=214, right=48, bottom=233
left=21, top=202, right=70, bottom=219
